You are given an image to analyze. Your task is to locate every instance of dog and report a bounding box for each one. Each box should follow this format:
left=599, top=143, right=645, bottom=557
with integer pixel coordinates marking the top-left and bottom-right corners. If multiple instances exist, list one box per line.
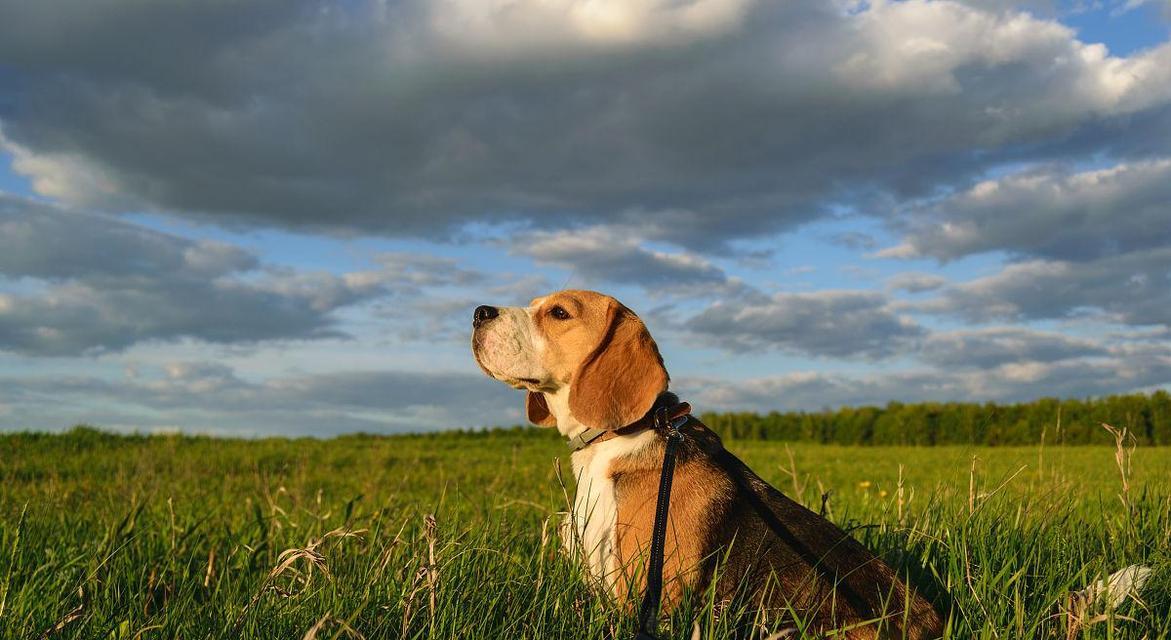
left=471, top=289, right=944, bottom=639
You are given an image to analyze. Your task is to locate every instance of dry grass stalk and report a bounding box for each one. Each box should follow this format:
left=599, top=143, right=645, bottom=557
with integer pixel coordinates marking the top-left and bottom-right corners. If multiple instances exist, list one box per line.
left=780, top=444, right=807, bottom=499
left=374, top=518, right=410, bottom=578
left=423, top=513, right=439, bottom=627
left=131, top=624, right=164, bottom=640
left=1100, top=423, right=1136, bottom=514
left=0, top=502, right=27, bottom=620
left=400, top=566, right=428, bottom=640
left=303, top=612, right=366, bottom=640
left=896, top=464, right=906, bottom=526
left=1038, top=424, right=1046, bottom=480
left=399, top=514, right=441, bottom=639
left=37, top=587, right=84, bottom=640
left=203, top=547, right=216, bottom=588
left=968, top=456, right=978, bottom=516
left=553, top=457, right=587, bottom=568
left=231, top=528, right=366, bottom=632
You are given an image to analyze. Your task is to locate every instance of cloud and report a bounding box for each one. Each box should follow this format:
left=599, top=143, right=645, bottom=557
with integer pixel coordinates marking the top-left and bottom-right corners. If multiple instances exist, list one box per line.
left=918, top=248, right=1171, bottom=327
left=0, top=194, right=257, bottom=280
left=677, top=353, right=1171, bottom=412
left=428, top=0, right=756, bottom=51
left=827, top=231, right=879, bottom=251
left=887, top=272, right=947, bottom=293
left=0, top=362, right=521, bottom=435
left=684, top=290, right=925, bottom=358
left=1, top=1, right=1169, bottom=246
left=514, top=225, right=740, bottom=294
left=919, top=327, right=1110, bottom=369
left=1120, top=0, right=1171, bottom=20
left=0, top=194, right=483, bottom=355
left=890, top=159, right=1171, bottom=262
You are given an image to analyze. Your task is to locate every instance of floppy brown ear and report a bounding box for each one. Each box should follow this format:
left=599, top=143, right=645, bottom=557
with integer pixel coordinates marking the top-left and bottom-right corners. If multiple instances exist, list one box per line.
left=569, top=303, right=669, bottom=430
left=526, top=391, right=557, bottom=427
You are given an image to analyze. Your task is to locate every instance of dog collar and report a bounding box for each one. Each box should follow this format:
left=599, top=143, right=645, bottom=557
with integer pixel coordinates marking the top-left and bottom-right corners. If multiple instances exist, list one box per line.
left=566, top=394, right=692, bottom=452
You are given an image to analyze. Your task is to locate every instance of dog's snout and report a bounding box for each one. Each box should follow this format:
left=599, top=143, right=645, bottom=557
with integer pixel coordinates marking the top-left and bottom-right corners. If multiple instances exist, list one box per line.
left=473, top=305, right=499, bottom=328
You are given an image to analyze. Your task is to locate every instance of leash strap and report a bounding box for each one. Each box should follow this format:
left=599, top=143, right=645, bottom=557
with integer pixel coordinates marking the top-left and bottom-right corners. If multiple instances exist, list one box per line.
left=635, top=407, right=687, bottom=640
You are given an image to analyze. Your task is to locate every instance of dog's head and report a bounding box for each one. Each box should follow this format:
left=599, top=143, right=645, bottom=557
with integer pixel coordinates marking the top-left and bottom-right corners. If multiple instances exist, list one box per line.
left=471, top=289, right=668, bottom=432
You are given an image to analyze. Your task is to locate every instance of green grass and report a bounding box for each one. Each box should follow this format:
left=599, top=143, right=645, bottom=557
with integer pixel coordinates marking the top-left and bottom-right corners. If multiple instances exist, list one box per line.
left=2, top=427, right=1171, bottom=639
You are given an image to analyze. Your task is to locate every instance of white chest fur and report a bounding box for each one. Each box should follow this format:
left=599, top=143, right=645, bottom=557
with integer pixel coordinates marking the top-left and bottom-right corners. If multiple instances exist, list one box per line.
left=565, top=430, right=657, bottom=590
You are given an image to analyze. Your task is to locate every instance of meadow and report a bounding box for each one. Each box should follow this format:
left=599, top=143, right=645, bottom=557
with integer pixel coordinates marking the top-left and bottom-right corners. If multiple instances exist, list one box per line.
left=2, top=427, right=1170, bottom=639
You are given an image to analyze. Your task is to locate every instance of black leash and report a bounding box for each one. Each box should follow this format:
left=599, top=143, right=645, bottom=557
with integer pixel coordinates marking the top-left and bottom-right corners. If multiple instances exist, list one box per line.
left=634, top=406, right=688, bottom=640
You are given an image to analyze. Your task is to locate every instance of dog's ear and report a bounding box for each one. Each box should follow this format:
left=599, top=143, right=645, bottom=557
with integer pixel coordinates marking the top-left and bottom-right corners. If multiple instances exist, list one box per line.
left=526, top=391, right=557, bottom=427
left=569, top=303, right=668, bottom=430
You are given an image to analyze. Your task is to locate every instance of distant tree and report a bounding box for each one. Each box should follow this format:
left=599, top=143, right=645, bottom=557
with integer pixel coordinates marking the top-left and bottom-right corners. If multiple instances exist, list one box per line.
left=698, top=391, right=1171, bottom=446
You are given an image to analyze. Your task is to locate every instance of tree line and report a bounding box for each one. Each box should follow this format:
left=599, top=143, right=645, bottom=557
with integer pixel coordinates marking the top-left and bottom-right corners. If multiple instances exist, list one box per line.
left=697, top=391, right=1171, bottom=446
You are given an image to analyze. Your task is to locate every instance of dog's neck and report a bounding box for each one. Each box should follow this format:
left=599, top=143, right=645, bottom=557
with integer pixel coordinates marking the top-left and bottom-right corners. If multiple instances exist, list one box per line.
left=543, top=387, right=682, bottom=447
left=542, top=386, right=591, bottom=441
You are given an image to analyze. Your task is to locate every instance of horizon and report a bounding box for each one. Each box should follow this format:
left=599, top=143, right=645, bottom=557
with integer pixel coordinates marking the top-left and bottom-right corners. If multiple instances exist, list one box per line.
left=3, top=0, right=1171, bottom=437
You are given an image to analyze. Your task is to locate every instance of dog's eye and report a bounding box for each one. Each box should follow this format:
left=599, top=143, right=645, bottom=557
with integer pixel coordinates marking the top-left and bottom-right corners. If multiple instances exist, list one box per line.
left=549, top=305, right=571, bottom=320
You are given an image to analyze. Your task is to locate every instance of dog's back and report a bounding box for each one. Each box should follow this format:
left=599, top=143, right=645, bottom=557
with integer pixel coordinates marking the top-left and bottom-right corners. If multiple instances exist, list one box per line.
left=613, top=420, right=944, bottom=639
left=709, top=446, right=943, bottom=639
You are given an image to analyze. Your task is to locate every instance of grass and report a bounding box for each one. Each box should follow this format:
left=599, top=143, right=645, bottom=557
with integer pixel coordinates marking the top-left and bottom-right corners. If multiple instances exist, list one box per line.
left=2, top=426, right=1171, bottom=639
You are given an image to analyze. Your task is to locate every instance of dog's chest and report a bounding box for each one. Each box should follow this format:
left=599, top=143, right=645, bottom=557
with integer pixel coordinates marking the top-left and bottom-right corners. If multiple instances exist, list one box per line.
left=566, top=431, right=656, bottom=588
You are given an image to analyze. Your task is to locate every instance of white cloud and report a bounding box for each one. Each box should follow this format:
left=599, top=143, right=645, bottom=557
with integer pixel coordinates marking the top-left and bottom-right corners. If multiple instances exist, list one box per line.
left=427, top=0, right=755, bottom=52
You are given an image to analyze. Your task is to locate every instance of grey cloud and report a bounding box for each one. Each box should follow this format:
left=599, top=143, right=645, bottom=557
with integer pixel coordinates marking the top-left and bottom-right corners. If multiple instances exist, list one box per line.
left=0, top=195, right=483, bottom=355
left=827, top=232, right=879, bottom=251
left=919, top=248, right=1171, bottom=327
left=677, top=354, right=1171, bottom=413
left=372, top=252, right=487, bottom=289
left=889, top=159, right=1171, bottom=262
left=0, top=195, right=257, bottom=280
left=677, top=371, right=967, bottom=413
left=1118, top=0, right=1171, bottom=20
left=887, top=272, right=947, bottom=293
left=0, top=278, right=358, bottom=356
left=2, top=1, right=1170, bottom=246
left=919, top=327, right=1110, bottom=369
left=514, top=226, right=739, bottom=294
left=685, top=290, right=925, bottom=358
left=0, top=363, right=521, bottom=435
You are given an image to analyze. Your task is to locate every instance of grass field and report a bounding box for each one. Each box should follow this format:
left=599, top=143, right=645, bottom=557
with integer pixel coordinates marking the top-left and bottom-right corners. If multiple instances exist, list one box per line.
left=2, top=427, right=1171, bottom=639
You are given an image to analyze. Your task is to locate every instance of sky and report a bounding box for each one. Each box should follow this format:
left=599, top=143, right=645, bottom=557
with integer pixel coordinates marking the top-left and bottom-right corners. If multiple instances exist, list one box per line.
left=1, top=0, right=1170, bottom=436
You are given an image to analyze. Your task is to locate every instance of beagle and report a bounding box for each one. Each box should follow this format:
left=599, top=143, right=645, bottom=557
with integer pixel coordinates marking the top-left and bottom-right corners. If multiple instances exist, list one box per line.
left=471, top=290, right=944, bottom=639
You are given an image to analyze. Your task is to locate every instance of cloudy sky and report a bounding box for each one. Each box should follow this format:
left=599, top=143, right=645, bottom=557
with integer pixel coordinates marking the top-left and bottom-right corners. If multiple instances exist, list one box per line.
left=2, top=0, right=1170, bottom=436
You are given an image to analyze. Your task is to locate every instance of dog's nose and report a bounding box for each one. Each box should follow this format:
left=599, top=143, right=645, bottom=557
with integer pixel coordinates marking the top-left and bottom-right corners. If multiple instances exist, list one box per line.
left=473, top=305, right=499, bottom=328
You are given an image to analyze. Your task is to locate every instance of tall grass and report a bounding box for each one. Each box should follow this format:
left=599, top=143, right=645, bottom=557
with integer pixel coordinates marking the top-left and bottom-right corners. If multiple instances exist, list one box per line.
left=1, top=428, right=1169, bottom=638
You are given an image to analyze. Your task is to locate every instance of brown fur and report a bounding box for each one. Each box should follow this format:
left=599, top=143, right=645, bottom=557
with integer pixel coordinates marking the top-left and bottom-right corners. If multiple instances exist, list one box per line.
left=526, top=391, right=557, bottom=426
left=568, top=301, right=669, bottom=430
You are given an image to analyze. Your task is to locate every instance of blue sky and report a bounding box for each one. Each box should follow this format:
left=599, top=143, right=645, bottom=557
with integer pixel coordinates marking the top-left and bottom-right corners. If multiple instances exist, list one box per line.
left=1, top=0, right=1170, bottom=435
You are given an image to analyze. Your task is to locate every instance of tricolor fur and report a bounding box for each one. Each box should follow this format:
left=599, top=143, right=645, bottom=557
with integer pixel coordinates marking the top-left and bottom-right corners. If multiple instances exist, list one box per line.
left=472, top=290, right=944, bottom=639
